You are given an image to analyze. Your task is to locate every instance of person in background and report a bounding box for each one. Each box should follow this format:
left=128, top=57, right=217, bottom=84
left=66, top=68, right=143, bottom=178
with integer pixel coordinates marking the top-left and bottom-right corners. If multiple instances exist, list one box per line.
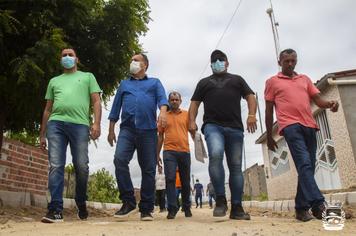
left=155, top=165, right=166, bottom=213
left=193, top=179, right=204, bottom=208
left=206, top=180, right=216, bottom=209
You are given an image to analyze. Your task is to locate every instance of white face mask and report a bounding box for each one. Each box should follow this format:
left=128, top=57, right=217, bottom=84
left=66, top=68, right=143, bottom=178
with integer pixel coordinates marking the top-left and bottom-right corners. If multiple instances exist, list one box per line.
left=129, top=61, right=142, bottom=74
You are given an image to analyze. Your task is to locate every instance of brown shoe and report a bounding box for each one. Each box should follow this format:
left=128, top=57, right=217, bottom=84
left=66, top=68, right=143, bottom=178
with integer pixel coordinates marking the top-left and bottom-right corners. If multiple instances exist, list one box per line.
left=312, top=203, right=326, bottom=220
left=295, top=210, right=313, bottom=222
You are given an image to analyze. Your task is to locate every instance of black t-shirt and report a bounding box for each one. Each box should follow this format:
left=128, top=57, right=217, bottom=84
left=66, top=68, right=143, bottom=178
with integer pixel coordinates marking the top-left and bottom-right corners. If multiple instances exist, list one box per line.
left=191, top=72, right=254, bottom=131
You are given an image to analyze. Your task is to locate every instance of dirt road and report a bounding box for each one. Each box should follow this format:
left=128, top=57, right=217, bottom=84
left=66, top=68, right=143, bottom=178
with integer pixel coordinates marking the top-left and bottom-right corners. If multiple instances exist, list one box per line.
left=0, top=205, right=355, bottom=236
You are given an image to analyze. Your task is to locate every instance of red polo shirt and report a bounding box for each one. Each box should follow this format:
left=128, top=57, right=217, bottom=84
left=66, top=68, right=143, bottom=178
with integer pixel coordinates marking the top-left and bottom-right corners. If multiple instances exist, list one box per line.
left=264, top=72, right=320, bottom=135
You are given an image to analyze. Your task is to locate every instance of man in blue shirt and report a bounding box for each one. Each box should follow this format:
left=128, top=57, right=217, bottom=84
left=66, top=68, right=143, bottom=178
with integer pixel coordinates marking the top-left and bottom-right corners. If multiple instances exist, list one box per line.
left=108, top=53, right=168, bottom=221
left=193, top=179, right=204, bottom=208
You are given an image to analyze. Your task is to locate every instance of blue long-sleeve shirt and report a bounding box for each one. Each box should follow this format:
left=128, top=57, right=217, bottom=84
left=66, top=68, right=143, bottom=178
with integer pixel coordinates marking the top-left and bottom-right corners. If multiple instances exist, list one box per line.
left=108, top=76, right=168, bottom=129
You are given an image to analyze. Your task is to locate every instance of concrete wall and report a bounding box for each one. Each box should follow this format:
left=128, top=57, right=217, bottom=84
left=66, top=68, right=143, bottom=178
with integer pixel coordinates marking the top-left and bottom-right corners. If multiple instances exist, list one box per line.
left=243, top=164, right=267, bottom=198
left=0, top=138, right=48, bottom=198
left=314, top=85, right=356, bottom=189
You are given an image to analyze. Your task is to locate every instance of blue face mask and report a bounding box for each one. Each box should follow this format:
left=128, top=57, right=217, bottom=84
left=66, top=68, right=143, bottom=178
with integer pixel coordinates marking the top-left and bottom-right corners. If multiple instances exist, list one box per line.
left=211, top=60, right=226, bottom=73
left=61, top=56, right=76, bottom=69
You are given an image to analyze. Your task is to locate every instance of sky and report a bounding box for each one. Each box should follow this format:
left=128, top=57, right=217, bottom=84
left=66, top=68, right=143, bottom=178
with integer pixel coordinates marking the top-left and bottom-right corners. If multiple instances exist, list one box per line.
left=68, top=0, right=356, bottom=190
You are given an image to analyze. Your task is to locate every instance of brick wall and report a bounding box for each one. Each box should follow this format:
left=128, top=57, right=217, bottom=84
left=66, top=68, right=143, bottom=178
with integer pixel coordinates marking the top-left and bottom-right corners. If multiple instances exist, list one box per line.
left=0, top=137, right=48, bottom=196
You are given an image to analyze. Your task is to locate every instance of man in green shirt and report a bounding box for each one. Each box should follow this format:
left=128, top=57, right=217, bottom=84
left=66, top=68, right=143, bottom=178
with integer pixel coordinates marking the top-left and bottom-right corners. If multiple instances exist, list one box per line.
left=39, top=48, right=102, bottom=223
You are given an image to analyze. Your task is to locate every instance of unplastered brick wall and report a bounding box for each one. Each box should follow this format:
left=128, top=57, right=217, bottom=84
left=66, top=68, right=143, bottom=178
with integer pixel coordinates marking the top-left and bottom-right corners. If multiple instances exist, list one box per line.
left=0, top=137, right=48, bottom=196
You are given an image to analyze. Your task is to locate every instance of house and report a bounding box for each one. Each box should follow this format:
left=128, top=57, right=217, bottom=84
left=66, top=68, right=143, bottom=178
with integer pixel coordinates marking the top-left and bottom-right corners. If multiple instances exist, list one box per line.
left=243, top=163, right=267, bottom=198
left=255, top=69, right=356, bottom=200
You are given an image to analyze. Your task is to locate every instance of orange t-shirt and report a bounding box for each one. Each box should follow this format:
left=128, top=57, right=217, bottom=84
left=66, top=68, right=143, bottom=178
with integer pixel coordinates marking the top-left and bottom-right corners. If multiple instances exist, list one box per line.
left=175, top=170, right=182, bottom=188
left=158, top=109, right=190, bottom=152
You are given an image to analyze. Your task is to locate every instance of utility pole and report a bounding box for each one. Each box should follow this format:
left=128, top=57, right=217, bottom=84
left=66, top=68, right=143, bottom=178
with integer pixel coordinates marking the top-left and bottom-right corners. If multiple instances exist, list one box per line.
left=256, top=92, right=264, bottom=134
left=266, top=0, right=281, bottom=68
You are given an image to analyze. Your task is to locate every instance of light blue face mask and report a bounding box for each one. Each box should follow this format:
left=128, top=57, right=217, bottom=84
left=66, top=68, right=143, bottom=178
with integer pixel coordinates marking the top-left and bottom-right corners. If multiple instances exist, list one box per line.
left=211, top=60, right=226, bottom=73
left=61, top=56, right=76, bottom=69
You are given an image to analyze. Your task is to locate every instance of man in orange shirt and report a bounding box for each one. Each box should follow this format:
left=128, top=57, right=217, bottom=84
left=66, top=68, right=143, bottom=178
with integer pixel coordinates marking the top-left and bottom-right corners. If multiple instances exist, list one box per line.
left=157, top=91, right=192, bottom=219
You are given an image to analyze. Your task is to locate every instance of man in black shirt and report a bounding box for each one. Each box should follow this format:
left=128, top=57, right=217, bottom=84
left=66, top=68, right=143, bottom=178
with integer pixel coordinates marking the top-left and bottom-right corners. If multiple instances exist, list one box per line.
left=189, top=50, right=257, bottom=220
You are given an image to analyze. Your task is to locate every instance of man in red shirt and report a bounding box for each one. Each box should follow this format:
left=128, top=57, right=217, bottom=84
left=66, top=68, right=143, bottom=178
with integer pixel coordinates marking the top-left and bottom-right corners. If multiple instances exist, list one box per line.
left=265, top=48, right=339, bottom=222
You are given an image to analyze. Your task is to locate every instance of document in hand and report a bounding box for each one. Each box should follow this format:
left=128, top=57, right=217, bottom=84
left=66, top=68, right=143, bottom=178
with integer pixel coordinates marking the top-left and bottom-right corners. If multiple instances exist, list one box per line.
left=194, top=132, right=208, bottom=163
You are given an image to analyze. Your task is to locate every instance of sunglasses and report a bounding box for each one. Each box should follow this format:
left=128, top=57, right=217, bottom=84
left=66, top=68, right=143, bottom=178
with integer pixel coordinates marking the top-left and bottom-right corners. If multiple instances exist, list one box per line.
left=211, top=57, right=226, bottom=63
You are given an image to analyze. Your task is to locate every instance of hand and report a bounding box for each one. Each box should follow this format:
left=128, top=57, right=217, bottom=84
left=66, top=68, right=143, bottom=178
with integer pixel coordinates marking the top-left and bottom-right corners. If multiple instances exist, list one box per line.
left=157, top=112, right=167, bottom=128
left=246, top=115, right=257, bottom=133
left=157, top=156, right=163, bottom=167
left=107, top=131, right=116, bottom=147
left=40, top=136, right=47, bottom=151
left=329, top=100, right=339, bottom=112
left=267, top=136, right=278, bottom=152
left=189, top=121, right=197, bottom=139
left=90, top=123, right=101, bottom=140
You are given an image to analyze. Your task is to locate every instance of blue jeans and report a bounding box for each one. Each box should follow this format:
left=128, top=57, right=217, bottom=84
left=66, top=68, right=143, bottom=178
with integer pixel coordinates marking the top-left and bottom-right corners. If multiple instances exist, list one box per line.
left=203, top=123, right=244, bottom=205
left=46, top=120, right=89, bottom=212
left=208, top=193, right=216, bottom=207
left=163, top=151, right=191, bottom=211
left=195, top=194, right=202, bottom=207
left=114, top=127, right=157, bottom=213
left=283, top=123, right=325, bottom=210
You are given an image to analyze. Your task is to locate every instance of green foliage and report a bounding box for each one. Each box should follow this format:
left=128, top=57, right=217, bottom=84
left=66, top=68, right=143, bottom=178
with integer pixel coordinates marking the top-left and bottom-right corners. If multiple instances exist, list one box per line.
left=0, top=0, right=150, bottom=144
left=87, top=168, right=120, bottom=203
left=64, top=164, right=75, bottom=198
left=257, top=192, right=268, bottom=201
left=243, top=194, right=252, bottom=201
left=5, top=130, right=39, bottom=146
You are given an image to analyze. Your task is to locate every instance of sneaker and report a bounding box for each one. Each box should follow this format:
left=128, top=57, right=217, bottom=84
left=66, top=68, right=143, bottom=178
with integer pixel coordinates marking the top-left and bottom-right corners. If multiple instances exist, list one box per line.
left=77, top=204, right=88, bottom=220
left=296, top=210, right=313, bottom=222
left=167, top=209, right=178, bottom=219
left=311, top=203, right=326, bottom=220
left=184, top=208, right=192, bottom=217
left=41, top=210, right=64, bottom=223
left=229, top=204, right=251, bottom=220
left=141, top=212, right=154, bottom=221
left=114, top=202, right=136, bottom=218
left=213, top=196, right=228, bottom=217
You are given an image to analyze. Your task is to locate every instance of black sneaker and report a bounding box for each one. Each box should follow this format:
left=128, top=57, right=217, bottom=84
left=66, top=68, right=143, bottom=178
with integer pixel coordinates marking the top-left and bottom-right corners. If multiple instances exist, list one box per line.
left=41, top=210, right=63, bottom=223
left=311, top=203, right=326, bottom=220
left=184, top=208, right=192, bottom=217
left=114, top=202, right=136, bottom=218
left=167, top=209, right=178, bottom=219
left=230, top=204, right=251, bottom=220
left=77, top=204, right=88, bottom=220
left=141, top=212, right=154, bottom=221
left=296, top=210, right=313, bottom=222
left=213, top=196, right=228, bottom=217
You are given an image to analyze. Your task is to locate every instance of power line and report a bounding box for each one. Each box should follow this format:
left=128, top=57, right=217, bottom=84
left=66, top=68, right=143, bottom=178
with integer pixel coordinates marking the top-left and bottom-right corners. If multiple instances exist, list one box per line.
left=198, top=0, right=244, bottom=78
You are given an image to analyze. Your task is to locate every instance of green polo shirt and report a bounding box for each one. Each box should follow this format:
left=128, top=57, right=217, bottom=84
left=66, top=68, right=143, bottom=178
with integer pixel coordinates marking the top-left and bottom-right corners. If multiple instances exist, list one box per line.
left=45, top=71, right=101, bottom=126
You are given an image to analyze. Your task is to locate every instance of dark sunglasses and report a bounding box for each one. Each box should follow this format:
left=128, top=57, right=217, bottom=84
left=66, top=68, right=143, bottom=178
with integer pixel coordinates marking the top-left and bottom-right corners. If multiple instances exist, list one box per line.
left=211, top=57, right=226, bottom=63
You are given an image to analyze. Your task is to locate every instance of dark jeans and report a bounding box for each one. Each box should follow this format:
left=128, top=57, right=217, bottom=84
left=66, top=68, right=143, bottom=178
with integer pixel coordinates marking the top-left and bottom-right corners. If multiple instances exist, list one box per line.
left=195, top=194, right=202, bottom=207
left=163, top=151, right=191, bottom=212
left=208, top=193, right=216, bottom=208
left=156, top=189, right=166, bottom=210
left=46, top=120, right=89, bottom=212
left=114, top=127, right=157, bottom=213
left=283, top=123, right=325, bottom=210
left=204, top=123, right=244, bottom=205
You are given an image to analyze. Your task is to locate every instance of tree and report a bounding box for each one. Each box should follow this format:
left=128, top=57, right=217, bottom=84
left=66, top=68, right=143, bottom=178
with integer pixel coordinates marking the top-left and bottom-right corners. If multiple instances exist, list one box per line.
left=0, top=0, right=150, bottom=147
left=64, top=163, right=75, bottom=198
left=87, top=168, right=120, bottom=203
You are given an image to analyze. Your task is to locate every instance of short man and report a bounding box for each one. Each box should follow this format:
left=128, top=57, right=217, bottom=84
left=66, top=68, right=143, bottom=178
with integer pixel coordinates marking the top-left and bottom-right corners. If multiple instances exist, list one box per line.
left=155, top=165, right=166, bottom=212
left=193, top=179, right=204, bottom=208
left=157, top=91, right=193, bottom=219
left=265, top=48, right=339, bottom=222
left=40, top=48, right=102, bottom=223
left=206, top=181, right=216, bottom=209
left=189, top=49, right=257, bottom=219
left=108, top=53, right=168, bottom=221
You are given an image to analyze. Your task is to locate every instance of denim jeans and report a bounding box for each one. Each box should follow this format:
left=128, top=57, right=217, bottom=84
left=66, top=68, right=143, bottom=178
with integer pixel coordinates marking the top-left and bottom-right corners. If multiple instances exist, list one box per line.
left=203, top=123, right=244, bottom=205
left=208, top=193, right=216, bottom=208
left=46, top=120, right=89, bottom=212
left=195, top=194, right=202, bottom=207
left=114, top=127, right=157, bottom=213
left=283, top=123, right=325, bottom=210
left=163, top=151, right=191, bottom=211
